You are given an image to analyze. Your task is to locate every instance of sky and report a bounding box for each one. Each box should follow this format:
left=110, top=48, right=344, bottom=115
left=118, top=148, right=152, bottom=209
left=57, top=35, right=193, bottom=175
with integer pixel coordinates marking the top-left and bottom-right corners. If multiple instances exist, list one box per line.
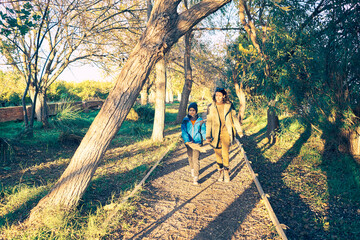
left=1, top=2, right=239, bottom=84
left=59, top=64, right=110, bottom=83
left=59, top=2, right=239, bottom=83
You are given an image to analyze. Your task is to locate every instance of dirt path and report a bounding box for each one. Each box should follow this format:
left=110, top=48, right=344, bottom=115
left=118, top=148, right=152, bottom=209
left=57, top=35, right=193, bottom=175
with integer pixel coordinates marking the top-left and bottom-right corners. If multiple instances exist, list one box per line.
left=117, top=142, right=280, bottom=239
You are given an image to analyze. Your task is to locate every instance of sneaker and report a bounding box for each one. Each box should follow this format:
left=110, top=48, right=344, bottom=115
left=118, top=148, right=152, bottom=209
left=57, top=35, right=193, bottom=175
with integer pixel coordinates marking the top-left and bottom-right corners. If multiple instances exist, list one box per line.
left=217, top=169, right=224, bottom=182
left=193, top=176, right=199, bottom=185
left=224, top=169, right=230, bottom=183
left=191, top=169, right=195, bottom=177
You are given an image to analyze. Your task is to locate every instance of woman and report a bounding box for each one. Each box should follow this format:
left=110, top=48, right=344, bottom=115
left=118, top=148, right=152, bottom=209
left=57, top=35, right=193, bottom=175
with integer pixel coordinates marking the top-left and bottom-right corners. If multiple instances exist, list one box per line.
left=181, top=102, right=206, bottom=185
left=206, top=88, right=243, bottom=183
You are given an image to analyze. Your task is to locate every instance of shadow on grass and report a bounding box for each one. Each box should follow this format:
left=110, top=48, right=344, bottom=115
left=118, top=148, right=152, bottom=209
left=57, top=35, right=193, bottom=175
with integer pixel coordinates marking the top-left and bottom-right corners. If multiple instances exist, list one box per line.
left=243, top=123, right=330, bottom=239
left=320, top=131, right=360, bottom=239
left=79, top=132, right=184, bottom=213
left=0, top=188, right=48, bottom=227
left=79, top=164, right=152, bottom=214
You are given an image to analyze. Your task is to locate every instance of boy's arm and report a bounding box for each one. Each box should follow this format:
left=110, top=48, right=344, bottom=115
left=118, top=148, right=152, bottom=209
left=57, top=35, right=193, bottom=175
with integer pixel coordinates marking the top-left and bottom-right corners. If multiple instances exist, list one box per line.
left=181, top=122, right=191, bottom=142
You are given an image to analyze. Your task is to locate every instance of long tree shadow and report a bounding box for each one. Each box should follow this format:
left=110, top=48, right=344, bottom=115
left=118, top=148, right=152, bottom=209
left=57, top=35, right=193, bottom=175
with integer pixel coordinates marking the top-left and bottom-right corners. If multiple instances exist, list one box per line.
left=243, top=123, right=330, bottom=239
left=0, top=136, right=243, bottom=231
left=198, top=147, right=242, bottom=184
left=127, top=149, right=247, bottom=240
left=80, top=143, right=207, bottom=214
left=0, top=143, right=188, bottom=225
left=128, top=181, right=217, bottom=239
left=0, top=188, right=48, bottom=227
left=193, top=184, right=268, bottom=240
left=119, top=144, right=244, bottom=238
left=151, top=143, right=238, bottom=183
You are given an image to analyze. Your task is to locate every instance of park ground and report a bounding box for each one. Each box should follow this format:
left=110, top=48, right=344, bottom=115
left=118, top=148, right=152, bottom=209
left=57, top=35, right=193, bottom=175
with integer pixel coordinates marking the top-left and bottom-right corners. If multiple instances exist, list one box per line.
left=0, top=103, right=360, bottom=239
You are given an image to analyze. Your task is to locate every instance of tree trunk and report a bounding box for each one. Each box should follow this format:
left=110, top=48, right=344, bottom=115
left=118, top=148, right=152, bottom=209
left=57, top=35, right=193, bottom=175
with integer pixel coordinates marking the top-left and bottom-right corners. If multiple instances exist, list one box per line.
left=349, top=127, right=360, bottom=164
left=20, top=78, right=34, bottom=137
left=39, top=91, right=50, bottom=128
left=175, top=31, right=193, bottom=124
left=177, top=92, right=181, bottom=102
left=29, top=85, right=49, bottom=127
left=152, top=58, right=167, bottom=142
left=29, top=0, right=232, bottom=221
left=140, top=80, right=150, bottom=105
left=234, top=81, right=246, bottom=123
left=166, top=77, right=174, bottom=103
left=266, top=103, right=279, bottom=145
left=140, top=0, right=154, bottom=106
left=166, top=88, right=174, bottom=103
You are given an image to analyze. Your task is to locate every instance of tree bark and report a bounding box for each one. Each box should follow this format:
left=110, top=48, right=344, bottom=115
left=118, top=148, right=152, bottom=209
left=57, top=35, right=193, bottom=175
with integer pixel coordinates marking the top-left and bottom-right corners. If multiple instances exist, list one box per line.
left=266, top=102, right=279, bottom=145
left=152, top=58, right=167, bottom=142
left=29, top=89, right=49, bottom=127
left=140, top=80, right=150, bottom=105
left=140, top=0, right=154, bottom=106
left=175, top=31, right=193, bottom=124
left=234, top=80, right=246, bottom=123
left=29, top=0, right=231, bottom=221
left=349, top=127, right=360, bottom=164
left=166, top=79, right=174, bottom=103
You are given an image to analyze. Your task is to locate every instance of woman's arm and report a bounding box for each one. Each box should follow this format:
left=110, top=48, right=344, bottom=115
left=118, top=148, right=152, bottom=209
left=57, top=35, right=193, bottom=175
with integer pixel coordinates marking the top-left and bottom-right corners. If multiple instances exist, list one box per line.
left=206, top=105, right=213, bottom=141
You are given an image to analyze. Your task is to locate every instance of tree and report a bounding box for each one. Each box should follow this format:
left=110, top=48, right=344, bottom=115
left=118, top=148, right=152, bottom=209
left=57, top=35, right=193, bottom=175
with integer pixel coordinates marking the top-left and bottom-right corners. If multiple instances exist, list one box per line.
left=140, top=0, right=154, bottom=106
left=0, top=2, right=43, bottom=133
left=175, top=30, right=194, bottom=123
left=0, top=0, right=144, bottom=129
left=175, top=0, right=215, bottom=123
left=228, top=0, right=360, bottom=152
left=29, top=0, right=232, bottom=222
left=225, top=43, right=254, bottom=123
left=151, top=57, right=167, bottom=141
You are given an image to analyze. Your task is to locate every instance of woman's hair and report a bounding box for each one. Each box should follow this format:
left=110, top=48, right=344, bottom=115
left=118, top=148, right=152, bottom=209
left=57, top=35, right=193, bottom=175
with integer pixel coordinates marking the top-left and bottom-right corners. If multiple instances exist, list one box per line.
left=212, top=87, right=230, bottom=103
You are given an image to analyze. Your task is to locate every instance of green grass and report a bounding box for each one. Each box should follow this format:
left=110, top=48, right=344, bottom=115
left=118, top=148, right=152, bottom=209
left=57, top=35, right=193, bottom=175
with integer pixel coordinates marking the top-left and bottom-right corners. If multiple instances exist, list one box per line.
left=242, top=111, right=360, bottom=239
left=5, top=103, right=359, bottom=238
left=0, top=103, right=182, bottom=239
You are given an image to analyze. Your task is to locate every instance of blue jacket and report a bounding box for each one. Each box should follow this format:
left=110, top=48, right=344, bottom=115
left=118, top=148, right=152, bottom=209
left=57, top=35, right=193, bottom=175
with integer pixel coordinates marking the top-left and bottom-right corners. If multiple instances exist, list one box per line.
left=181, top=115, right=206, bottom=144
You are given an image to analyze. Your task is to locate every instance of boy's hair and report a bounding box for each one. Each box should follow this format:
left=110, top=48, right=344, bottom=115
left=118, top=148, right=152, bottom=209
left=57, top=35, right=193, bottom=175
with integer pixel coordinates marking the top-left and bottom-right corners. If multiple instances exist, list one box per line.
left=188, top=102, right=198, bottom=112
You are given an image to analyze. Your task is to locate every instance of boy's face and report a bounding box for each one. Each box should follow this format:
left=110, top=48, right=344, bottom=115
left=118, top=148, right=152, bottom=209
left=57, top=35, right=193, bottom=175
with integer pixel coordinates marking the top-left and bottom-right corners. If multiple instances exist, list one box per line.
left=189, top=108, right=197, bottom=117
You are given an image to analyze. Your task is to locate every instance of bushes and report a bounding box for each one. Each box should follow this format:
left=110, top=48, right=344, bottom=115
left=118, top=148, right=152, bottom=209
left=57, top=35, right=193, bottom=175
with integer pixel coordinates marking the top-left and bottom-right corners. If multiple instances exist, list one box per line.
left=0, top=71, right=114, bottom=107
left=132, top=104, right=155, bottom=123
left=0, top=71, right=27, bottom=106
left=47, top=81, right=81, bottom=102
left=48, top=80, right=114, bottom=102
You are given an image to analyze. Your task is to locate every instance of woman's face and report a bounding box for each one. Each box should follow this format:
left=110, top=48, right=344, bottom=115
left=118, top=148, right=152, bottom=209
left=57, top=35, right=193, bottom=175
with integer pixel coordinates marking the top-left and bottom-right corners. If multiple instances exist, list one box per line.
left=215, top=92, right=224, bottom=103
left=188, top=108, right=197, bottom=117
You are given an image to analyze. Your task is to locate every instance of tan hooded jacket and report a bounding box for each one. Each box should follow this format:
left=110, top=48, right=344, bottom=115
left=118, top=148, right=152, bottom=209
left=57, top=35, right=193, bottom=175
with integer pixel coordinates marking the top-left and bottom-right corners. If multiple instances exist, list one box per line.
left=206, top=101, right=243, bottom=149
